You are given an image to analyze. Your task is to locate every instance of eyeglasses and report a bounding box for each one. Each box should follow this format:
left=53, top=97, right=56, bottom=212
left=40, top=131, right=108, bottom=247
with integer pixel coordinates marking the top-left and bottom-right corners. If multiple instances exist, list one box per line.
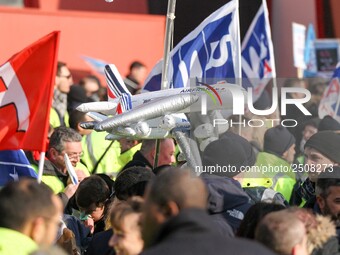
left=58, top=151, right=84, bottom=159
left=67, top=152, right=84, bottom=158
left=58, top=74, right=72, bottom=79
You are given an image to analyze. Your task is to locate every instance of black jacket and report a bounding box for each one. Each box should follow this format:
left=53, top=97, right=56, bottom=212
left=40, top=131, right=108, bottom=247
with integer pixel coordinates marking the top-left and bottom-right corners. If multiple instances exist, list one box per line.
left=201, top=174, right=252, bottom=233
left=141, top=208, right=275, bottom=255
left=122, top=151, right=152, bottom=170
left=85, top=229, right=114, bottom=255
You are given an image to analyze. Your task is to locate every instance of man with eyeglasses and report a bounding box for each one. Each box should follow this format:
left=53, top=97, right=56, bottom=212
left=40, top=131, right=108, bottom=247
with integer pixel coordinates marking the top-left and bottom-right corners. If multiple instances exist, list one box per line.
left=42, top=127, right=89, bottom=206
left=50, top=61, right=74, bottom=128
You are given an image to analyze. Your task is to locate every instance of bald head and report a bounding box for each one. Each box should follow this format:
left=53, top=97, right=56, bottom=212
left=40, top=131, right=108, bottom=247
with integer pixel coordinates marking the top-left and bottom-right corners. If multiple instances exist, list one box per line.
left=255, top=210, right=307, bottom=255
left=142, top=168, right=208, bottom=248
left=140, top=138, right=176, bottom=167
left=147, top=167, right=207, bottom=210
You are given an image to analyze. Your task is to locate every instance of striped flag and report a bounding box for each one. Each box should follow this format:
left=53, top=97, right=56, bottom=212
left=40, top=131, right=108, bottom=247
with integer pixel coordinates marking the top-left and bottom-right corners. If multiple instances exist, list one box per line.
left=319, top=63, right=340, bottom=122
left=241, top=0, right=276, bottom=102
left=143, top=0, right=241, bottom=91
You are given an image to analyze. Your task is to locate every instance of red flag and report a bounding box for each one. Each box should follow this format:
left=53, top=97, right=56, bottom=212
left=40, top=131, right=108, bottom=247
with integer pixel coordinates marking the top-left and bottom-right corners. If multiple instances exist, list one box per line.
left=0, top=31, right=60, bottom=151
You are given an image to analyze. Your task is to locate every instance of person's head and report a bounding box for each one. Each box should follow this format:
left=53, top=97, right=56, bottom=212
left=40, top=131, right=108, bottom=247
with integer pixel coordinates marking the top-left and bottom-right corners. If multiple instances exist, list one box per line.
left=264, top=125, right=296, bottom=163
left=55, top=61, right=73, bottom=93
left=140, top=139, right=176, bottom=168
left=284, top=78, right=308, bottom=99
left=128, top=61, right=147, bottom=85
left=308, top=77, right=327, bottom=104
left=316, top=167, right=340, bottom=225
left=0, top=179, right=62, bottom=246
left=202, top=132, right=256, bottom=180
left=109, top=198, right=144, bottom=255
left=119, top=138, right=139, bottom=154
left=114, top=166, right=155, bottom=201
left=68, top=110, right=93, bottom=136
left=48, top=127, right=83, bottom=172
left=318, top=115, right=340, bottom=132
left=304, top=131, right=340, bottom=181
left=67, top=85, right=91, bottom=113
left=299, top=118, right=320, bottom=152
left=75, top=175, right=111, bottom=222
left=237, top=202, right=286, bottom=239
left=228, top=116, right=253, bottom=142
left=142, top=167, right=207, bottom=248
left=79, top=75, right=101, bottom=97
left=255, top=210, right=309, bottom=255
left=285, top=207, right=338, bottom=255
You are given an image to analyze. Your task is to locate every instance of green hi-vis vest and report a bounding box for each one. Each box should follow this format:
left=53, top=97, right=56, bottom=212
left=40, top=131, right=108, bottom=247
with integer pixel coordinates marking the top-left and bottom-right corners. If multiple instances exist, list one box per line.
left=50, top=108, right=69, bottom=128
left=81, top=132, right=121, bottom=177
left=117, top=143, right=142, bottom=172
left=37, top=162, right=90, bottom=194
left=242, top=152, right=296, bottom=201
left=0, top=228, right=38, bottom=255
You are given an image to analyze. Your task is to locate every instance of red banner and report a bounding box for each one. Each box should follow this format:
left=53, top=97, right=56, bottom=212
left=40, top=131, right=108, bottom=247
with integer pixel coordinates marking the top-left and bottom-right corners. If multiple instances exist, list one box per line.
left=0, top=31, right=60, bottom=151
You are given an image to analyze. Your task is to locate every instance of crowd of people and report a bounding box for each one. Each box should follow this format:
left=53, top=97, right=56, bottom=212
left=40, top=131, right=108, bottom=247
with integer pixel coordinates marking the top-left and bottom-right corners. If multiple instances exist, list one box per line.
left=1, top=60, right=340, bottom=255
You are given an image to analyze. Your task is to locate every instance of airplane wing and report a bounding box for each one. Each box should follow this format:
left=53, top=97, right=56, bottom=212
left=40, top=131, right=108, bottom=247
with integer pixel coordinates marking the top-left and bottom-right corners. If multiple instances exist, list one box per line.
left=95, top=94, right=199, bottom=131
left=76, top=101, right=118, bottom=115
left=104, top=113, right=190, bottom=140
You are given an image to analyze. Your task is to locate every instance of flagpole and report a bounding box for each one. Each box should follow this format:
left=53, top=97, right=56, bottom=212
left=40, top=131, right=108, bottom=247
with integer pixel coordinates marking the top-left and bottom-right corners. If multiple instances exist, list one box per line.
left=262, top=0, right=280, bottom=122
left=161, top=0, right=176, bottom=90
left=235, top=0, right=242, bottom=135
left=37, top=152, right=45, bottom=183
left=155, top=0, right=176, bottom=168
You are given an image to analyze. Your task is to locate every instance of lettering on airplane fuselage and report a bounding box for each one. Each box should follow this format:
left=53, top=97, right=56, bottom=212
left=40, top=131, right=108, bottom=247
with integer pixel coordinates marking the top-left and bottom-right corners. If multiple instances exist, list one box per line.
left=179, top=87, right=226, bottom=93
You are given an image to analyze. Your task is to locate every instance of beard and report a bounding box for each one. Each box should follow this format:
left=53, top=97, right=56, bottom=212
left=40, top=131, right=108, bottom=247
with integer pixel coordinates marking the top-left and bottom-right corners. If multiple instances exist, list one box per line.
left=323, top=203, right=340, bottom=227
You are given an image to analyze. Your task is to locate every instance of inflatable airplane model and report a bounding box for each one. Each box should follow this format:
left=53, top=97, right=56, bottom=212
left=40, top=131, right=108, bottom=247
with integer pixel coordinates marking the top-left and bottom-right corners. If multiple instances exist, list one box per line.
left=77, top=64, right=246, bottom=139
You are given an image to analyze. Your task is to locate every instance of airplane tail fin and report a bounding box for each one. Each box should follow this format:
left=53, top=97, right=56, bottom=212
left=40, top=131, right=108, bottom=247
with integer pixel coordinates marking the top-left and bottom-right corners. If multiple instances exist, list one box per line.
left=105, top=64, right=132, bottom=114
left=118, top=93, right=132, bottom=113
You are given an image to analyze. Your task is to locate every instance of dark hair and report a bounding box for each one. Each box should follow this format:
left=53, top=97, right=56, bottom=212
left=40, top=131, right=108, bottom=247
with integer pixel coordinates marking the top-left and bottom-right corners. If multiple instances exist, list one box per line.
left=129, top=61, right=145, bottom=72
left=68, top=110, right=88, bottom=132
left=316, top=166, right=340, bottom=198
left=114, top=166, right=154, bottom=201
left=57, top=61, right=67, bottom=76
left=237, top=202, right=285, bottom=239
left=49, top=127, right=82, bottom=153
left=0, top=179, right=56, bottom=232
left=75, top=175, right=110, bottom=211
left=153, top=165, right=175, bottom=176
left=79, top=75, right=102, bottom=88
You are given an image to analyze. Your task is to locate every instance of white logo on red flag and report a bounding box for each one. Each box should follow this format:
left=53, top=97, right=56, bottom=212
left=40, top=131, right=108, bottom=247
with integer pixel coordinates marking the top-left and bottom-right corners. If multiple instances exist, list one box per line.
left=0, top=31, right=60, bottom=151
left=0, top=62, right=30, bottom=131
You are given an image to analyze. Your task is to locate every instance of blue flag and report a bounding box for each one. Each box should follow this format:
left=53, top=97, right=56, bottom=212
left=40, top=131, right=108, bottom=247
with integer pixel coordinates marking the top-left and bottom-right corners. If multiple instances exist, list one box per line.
left=0, top=150, right=37, bottom=186
left=241, top=0, right=276, bottom=102
left=303, top=24, right=317, bottom=78
left=319, top=63, right=340, bottom=122
left=143, top=0, right=240, bottom=91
